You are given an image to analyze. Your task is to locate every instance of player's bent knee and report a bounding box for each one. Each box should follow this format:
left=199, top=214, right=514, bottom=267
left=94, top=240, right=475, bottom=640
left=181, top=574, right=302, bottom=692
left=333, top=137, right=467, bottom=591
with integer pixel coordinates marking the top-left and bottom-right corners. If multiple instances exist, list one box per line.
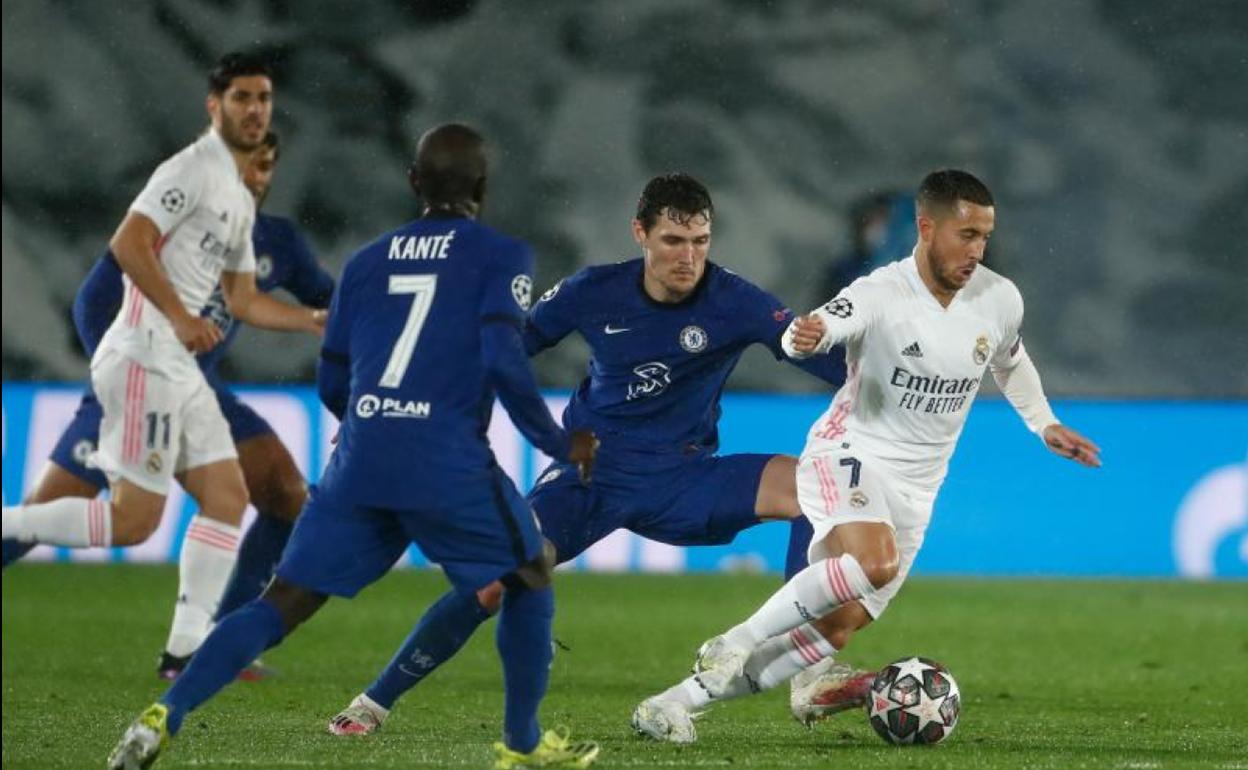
left=260, top=578, right=327, bottom=634
left=857, top=555, right=899, bottom=591
left=111, top=507, right=163, bottom=546
left=270, top=475, right=308, bottom=521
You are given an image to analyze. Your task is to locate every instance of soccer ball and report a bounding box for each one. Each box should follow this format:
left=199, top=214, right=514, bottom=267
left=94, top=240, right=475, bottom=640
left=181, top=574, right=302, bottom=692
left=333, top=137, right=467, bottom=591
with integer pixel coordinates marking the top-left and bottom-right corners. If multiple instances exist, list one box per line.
left=866, top=656, right=960, bottom=745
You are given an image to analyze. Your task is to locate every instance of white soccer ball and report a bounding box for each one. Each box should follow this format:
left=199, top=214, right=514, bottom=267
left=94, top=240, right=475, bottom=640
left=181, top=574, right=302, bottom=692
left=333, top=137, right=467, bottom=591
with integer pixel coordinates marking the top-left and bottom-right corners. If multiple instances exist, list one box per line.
left=866, top=656, right=961, bottom=745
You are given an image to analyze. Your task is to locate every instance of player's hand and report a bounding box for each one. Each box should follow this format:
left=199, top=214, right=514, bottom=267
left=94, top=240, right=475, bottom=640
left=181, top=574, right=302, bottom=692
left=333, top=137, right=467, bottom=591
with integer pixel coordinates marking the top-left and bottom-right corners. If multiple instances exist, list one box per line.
left=568, top=430, right=599, bottom=484
left=174, top=314, right=224, bottom=354
left=1042, top=424, right=1102, bottom=468
left=309, top=308, right=328, bottom=337
left=789, top=314, right=827, bottom=354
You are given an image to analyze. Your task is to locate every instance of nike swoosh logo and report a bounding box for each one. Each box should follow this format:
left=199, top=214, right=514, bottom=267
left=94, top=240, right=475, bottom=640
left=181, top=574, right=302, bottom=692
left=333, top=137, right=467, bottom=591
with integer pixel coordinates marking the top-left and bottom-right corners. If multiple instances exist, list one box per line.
left=604, top=325, right=631, bottom=334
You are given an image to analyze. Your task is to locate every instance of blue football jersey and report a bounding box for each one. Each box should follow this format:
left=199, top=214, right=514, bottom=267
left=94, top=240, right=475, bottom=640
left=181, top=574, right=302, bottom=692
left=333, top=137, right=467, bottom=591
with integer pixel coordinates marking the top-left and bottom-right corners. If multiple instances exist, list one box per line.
left=72, top=212, right=335, bottom=372
left=319, top=216, right=551, bottom=504
left=526, top=259, right=844, bottom=457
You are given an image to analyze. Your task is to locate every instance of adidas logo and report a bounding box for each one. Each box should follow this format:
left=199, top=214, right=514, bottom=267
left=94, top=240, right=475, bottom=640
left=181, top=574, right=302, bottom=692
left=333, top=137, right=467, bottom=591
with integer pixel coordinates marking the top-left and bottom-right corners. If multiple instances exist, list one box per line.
left=901, top=341, right=923, bottom=357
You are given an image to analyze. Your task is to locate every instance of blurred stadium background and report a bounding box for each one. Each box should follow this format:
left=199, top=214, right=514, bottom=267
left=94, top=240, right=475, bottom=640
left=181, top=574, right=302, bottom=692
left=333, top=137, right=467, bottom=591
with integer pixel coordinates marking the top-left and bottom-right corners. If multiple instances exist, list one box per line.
left=3, top=0, right=1246, bottom=579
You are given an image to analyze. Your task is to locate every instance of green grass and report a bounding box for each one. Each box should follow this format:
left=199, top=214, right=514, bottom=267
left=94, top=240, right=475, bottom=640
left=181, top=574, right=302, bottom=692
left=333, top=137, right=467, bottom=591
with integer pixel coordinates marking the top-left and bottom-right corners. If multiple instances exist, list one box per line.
left=3, top=565, right=1246, bottom=769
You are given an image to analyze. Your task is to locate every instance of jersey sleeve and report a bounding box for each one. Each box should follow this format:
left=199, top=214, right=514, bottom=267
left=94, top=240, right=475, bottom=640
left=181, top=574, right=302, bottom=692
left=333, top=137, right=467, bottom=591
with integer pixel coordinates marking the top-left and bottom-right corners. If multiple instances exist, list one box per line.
left=317, top=261, right=354, bottom=419
left=989, top=282, right=1026, bottom=370
left=225, top=211, right=257, bottom=274
left=281, top=224, right=336, bottom=308
left=480, top=239, right=535, bottom=329
left=128, top=152, right=207, bottom=235
left=783, top=276, right=887, bottom=358
left=525, top=269, right=583, bottom=354
left=71, top=252, right=126, bottom=357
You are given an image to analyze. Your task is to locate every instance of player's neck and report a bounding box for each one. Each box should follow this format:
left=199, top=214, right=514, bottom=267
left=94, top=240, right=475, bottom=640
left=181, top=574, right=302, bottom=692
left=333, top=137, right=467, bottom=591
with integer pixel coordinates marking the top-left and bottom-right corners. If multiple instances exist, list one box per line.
left=914, top=248, right=957, bottom=308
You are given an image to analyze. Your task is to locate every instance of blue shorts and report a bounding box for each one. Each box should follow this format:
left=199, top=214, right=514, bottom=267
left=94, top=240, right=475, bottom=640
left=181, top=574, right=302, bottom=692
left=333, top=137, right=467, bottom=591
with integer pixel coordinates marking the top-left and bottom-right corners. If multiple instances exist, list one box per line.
left=530, top=452, right=773, bottom=563
left=48, top=382, right=275, bottom=488
left=275, top=467, right=544, bottom=598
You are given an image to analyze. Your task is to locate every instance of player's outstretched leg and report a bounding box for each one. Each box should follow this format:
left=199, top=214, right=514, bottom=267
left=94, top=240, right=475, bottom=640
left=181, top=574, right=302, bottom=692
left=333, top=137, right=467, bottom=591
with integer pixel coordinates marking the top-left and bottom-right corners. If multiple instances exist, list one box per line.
left=695, top=553, right=875, bottom=697
left=109, top=580, right=325, bottom=767
left=634, top=622, right=836, bottom=743
left=328, top=587, right=495, bottom=735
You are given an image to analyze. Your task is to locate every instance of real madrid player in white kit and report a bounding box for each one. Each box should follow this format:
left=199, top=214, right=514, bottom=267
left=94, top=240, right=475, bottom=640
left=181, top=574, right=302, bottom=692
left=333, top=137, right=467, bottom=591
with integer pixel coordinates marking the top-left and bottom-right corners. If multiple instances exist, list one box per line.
left=633, top=169, right=1100, bottom=743
left=2, top=52, right=324, bottom=664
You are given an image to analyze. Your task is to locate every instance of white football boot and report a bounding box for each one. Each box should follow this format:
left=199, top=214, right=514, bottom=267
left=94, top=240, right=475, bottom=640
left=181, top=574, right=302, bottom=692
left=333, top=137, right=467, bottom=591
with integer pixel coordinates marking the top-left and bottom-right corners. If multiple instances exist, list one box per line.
left=691, top=635, right=751, bottom=699
left=631, top=696, right=698, bottom=744
left=790, top=658, right=875, bottom=726
left=327, top=694, right=389, bottom=736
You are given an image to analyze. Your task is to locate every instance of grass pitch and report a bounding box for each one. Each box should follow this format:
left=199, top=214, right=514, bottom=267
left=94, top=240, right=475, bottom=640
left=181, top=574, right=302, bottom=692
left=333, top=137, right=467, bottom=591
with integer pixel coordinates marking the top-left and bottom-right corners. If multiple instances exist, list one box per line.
left=3, top=564, right=1246, bottom=769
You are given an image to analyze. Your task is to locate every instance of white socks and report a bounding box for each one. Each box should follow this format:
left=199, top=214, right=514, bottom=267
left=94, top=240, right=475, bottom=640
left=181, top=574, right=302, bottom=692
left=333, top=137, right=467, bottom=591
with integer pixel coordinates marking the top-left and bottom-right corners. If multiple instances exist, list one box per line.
left=1, top=499, right=112, bottom=547
left=725, top=553, right=873, bottom=649
left=165, top=516, right=241, bottom=657
left=664, top=622, right=838, bottom=709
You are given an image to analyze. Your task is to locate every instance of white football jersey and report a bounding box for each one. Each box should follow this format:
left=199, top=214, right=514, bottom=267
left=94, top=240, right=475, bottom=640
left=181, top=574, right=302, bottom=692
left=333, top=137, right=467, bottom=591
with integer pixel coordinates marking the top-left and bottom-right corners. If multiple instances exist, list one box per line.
left=790, top=255, right=1024, bottom=490
left=96, top=128, right=256, bottom=379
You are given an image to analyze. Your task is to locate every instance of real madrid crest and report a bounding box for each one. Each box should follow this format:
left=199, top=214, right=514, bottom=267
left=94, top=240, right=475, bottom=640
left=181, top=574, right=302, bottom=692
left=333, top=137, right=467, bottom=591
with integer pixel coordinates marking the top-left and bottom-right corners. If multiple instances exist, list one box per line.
left=849, top=490, right=869, bottom=508
left=146, top=452, right=163, bottom=474
left=973, top=335, right=990, bottom=365
left=679, top=325, right=708, bottom=353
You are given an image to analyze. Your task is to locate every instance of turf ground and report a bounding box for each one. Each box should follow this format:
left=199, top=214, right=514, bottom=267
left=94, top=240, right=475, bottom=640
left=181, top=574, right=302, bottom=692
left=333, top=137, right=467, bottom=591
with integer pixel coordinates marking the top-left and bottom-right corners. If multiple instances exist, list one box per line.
left=3, top=565, right=1246, bottom=769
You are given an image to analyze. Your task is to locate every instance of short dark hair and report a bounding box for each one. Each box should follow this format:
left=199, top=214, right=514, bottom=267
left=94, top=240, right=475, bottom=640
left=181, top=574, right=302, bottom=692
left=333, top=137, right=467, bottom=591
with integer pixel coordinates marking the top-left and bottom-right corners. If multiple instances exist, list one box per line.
left=260, top=130, right=280, bottom=161
left=413, top=123, right=487, bottom=206
left=917, top=169, right=994, bottom=214
left=636, top=174, right=714, bottom=232
left=208, top=51, right=272, bottom=94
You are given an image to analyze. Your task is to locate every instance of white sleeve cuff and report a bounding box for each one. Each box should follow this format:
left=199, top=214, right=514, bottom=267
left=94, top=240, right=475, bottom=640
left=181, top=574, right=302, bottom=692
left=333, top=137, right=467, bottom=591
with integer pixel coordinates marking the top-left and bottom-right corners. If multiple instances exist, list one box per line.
left=991, top=344, right=1058, bottom=436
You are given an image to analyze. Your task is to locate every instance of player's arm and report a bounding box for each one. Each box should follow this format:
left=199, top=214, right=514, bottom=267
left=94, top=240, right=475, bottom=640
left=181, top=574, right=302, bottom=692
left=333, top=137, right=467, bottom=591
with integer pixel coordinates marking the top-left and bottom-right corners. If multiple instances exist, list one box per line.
left=316, top=267, right=353, bottom=420
left=989, top=296, right=1100, bottom=468
left=483, top=322, right=572, bottom=461
left=71, top=252, right=125, bottom=357
left=484, top=246, right=596, bottom=477
left=110, top=211, right=222, bottom=353
left=524, top=273, right=582, bottom=356
left=782, top=290, right=875, bottom=360
left=220, top=269, right=326, bottom=334
left=748, top=283, right=847, bottom=386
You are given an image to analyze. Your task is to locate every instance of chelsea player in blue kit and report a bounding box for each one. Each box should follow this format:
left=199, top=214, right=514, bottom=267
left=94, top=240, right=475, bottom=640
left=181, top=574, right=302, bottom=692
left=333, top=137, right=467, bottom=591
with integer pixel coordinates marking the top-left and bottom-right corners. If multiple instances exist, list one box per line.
left=109, top=124, right=601, bottom=770
left=327, top=174, right=867, bottom=738
left=3, top=132, right=334, bottom=678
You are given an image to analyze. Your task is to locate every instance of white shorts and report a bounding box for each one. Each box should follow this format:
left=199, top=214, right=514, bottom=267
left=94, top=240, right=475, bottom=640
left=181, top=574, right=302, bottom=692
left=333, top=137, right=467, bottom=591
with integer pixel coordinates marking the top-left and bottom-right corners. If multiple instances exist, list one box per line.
left=795, top=445, right=936, bottom=619
left=90, top=347, right=237, bottom=494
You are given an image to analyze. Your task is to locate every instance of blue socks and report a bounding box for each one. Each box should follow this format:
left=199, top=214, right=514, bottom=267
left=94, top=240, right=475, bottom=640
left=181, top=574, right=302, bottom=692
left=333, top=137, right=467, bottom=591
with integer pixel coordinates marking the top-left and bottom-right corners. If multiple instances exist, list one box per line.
left=161, top=598, right=285, bottom=735
left=365, top=589, right=492, bottom=709
left=215, top=515, right=294, bottom=620
left=496, top=586, right=554, bottom=754
left=785, top=515, right=815, bottom=580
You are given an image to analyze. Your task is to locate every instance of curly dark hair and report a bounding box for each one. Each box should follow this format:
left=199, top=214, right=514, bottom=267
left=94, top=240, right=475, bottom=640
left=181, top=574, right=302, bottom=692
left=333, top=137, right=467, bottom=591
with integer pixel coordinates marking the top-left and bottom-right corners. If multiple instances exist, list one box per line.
left=636, top=173, right=714, bottom=232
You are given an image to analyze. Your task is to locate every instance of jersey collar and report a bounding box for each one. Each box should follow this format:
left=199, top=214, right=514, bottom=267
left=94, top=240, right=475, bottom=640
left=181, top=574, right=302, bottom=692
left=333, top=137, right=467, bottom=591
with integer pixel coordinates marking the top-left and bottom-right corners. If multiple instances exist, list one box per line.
left=203, top=128, right=239, bottom=176
left=902, top=252, right=962, bottom=312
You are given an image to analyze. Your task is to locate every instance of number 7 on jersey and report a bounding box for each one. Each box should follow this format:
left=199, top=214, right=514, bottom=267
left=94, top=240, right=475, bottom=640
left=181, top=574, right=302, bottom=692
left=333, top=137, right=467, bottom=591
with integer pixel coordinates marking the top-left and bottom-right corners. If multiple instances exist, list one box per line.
left=379, top=274, right=437, bottom=388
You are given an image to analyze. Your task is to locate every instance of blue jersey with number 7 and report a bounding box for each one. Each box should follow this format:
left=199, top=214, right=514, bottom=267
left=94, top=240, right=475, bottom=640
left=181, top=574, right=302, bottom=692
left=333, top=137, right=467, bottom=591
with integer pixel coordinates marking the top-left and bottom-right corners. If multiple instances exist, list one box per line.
left=316, top=214, right=567, bottom=507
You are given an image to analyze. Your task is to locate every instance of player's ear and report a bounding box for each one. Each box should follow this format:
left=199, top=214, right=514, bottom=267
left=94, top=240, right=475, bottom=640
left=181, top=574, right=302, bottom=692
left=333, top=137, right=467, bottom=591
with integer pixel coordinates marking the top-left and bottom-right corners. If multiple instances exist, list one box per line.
left=472, top=175, right=486, bottom=206
left=630, top=218, right=646, bottom=246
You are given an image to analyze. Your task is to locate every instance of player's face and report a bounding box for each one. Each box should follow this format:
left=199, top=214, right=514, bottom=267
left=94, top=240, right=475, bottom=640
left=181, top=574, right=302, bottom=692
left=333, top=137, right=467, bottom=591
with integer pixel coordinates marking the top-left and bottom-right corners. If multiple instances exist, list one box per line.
left=634, top=209, right=711, bottom=302
left=243, top=145, right=278, bottom=206
left=209, top=75, right=273, bottom=153
left=920, top=200, right=994, bottom=293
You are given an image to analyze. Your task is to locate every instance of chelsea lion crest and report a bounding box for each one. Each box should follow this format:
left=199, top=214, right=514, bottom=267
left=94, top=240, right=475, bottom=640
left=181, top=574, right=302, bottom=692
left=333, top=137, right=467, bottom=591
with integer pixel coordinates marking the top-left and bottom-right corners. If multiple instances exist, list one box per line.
left=679, top=325, right=708, bottom=353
